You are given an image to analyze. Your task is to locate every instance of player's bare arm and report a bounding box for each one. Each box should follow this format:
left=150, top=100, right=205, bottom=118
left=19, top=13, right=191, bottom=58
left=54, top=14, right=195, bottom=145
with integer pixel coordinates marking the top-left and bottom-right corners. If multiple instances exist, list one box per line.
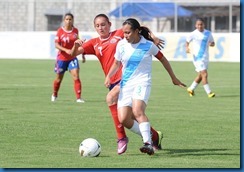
left=70, top=39, right=85, bottom=56
left=158, top=54, right=186, bottom=88
left=186, top=42, right=190, bottom=53
left=55, top=42, right=70, bottom=54
left=104, top=60, right=121, bottom=88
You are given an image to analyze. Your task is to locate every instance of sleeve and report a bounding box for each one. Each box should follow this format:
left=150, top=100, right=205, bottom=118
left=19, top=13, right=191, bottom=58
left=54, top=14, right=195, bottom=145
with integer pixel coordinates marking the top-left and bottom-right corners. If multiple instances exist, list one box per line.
left=150, top=42, right=160, bottom=56
left=154, top=51, right=164, bottom=61
left=114, top=40, right=123, bottom=61
left=209, top=32, right=214, bottom=43
left=186, top=32, right=193, bottom=43
left=55, top=28, right=61, bottom=43
left=116, top=29, right=124, bottom=38
left=150, top=43, right=163, bottom=61
left=82, top=39, right=96, bottom=55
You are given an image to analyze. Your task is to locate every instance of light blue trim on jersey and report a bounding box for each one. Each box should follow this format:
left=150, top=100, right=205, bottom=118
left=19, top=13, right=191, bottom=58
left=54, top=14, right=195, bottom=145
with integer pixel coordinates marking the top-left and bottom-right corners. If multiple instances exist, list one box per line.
left=121, top=41, right=152, bottom=87
left=194, top=31, right=210, bottom=61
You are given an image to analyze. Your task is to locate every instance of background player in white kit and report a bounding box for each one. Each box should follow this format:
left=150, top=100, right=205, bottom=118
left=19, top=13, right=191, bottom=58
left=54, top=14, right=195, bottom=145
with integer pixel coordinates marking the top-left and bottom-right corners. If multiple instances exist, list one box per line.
left=104, top=18, right=186, bottom=155
left=186, top=18, right=215, bottom=98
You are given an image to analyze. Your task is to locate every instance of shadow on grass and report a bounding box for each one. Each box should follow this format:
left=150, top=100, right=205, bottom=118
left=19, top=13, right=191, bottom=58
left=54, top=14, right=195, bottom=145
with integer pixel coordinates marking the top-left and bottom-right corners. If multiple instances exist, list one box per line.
left=216, top=95, right=240, bottom=98
left=100, top=149, right=239, bottom=158
left=160, top=148, right=240, bottom=157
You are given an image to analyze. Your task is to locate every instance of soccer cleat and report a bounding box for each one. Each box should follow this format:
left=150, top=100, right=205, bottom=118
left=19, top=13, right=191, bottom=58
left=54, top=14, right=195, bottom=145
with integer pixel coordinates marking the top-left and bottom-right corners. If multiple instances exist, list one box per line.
left=51, top=94, right=57, bottom=102
left=76, top=98, right=85, bottom=103
left=187, top=88, right=195, bottom=97
left=140, top=143, right=154, bottom=155
left=117, top=137, right=128, bottom=155
left=152, top=131, right=163, bottom=151
left=208, top=92, right=215, bottom=98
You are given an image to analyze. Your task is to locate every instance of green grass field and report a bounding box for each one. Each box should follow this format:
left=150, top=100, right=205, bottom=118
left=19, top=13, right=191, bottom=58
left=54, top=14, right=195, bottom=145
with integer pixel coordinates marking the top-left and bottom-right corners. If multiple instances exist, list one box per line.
left=0, top=59, right=240, bottom=168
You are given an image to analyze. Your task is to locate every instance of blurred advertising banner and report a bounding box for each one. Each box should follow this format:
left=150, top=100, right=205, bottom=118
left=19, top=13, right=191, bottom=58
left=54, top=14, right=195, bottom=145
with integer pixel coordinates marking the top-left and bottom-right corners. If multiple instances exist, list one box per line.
left=0, top=32, right=240, bottom=62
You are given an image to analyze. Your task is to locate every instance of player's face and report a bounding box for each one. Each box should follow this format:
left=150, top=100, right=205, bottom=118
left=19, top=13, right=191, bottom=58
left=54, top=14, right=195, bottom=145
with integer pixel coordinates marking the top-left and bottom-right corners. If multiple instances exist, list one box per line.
left=123, top=24, right=139, bottom=44
left=64, top=15, right=73, bottom=28
left=94, top=17, right=111, bottom=39
left=195, top=20, right=204, bottom=32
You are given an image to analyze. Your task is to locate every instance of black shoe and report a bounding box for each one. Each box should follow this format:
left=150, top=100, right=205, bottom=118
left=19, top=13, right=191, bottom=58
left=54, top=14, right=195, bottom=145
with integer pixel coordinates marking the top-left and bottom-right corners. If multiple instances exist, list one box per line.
left=140, top=143, right=154, bottom=155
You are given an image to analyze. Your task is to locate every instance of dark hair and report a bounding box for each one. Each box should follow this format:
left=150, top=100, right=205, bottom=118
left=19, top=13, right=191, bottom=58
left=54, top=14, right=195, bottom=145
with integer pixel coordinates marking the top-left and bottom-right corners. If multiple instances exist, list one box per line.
left=94, top=14, right=110, bottom=24
left=64, top=12, right=74, bottom=19
left=122, top=18, right=153, bottom=42
left=196, top=17, right=205, bottom=23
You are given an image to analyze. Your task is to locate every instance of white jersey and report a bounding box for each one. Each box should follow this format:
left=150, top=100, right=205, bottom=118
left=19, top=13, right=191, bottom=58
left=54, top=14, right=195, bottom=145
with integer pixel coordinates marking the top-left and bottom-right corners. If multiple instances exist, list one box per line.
left=114, top=36, right=159, bottom=88
left=186, top=29, right=214, bottom=62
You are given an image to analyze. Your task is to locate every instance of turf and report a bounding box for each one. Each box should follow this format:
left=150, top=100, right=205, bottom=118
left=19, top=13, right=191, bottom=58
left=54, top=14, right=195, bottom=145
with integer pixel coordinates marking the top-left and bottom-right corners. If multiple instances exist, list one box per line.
left=0, top=59, right=240, bottom=168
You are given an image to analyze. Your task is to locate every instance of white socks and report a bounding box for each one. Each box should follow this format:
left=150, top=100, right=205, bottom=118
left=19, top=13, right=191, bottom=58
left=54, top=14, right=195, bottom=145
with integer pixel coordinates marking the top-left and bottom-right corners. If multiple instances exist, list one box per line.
left=190, top=81, right=212, bottom=94
left=203, top=84, right=211, bottom=94
left=189, top=81, right=198, bottom=90
left=139, top=122, right=151, bottom=144
left=129, top=120, right=141, bottom=136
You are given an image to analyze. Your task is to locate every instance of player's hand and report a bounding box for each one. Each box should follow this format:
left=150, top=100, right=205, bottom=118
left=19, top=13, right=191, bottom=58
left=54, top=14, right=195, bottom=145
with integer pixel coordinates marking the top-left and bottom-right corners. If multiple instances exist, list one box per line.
left=104, top=77, right=111, bottom=88
left=209, top=42, right=215, bottom=47
left=153, top=37, right=165, bottom=50
left=186, top=48, right=190, bottom=53
left=74, top=39, right=86, bottom=46
left=82, top=54, right=86, bottom=63
left=66, top=49, right=72, bottom=55
left=172, top=78, right=187, bottom=88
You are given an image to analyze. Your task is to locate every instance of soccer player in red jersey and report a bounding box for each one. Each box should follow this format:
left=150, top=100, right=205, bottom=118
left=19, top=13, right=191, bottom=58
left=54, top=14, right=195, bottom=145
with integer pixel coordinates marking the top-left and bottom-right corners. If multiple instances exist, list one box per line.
left=51, top=13, right=85, bottom=103
left=71, top=14, right=164, bottom=154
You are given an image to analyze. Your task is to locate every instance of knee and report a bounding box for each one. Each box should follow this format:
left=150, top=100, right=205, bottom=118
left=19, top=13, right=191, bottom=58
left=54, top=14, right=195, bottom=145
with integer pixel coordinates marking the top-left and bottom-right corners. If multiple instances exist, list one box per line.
left=132, top=109, right=146, bottom=122
left=118, top=113, right=132, bottom=128
left=55, top=74, right=64, bottom=83
left=106, top=93, right=115, bottom=106
left=72, top=74, right=79, bottom=80
left=118, top=115, right=126, bottom=124
left=106, top=92, right=118, bottom=106
left=132, top=109, right=142, bottom=119
left=55, top=78, right=62, bottom=83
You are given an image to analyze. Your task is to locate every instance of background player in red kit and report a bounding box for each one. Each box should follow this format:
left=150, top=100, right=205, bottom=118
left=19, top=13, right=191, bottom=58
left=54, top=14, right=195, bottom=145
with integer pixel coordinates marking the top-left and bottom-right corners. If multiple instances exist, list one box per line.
left=51, top=13, right=85, bottom=103
left=71, top=14, right=164, bottom=155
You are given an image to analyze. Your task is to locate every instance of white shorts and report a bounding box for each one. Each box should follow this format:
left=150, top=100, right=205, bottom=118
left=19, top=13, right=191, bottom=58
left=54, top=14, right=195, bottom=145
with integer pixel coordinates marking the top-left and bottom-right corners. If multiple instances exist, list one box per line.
left=193, top=60, right=209, bottom=72
left=117, top=84, right=151, bottom=108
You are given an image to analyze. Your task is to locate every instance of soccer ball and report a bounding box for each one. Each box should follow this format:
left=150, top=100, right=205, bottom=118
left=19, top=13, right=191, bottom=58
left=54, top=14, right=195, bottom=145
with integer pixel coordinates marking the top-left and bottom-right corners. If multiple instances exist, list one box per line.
left=79, top=138, right=101, bottom=157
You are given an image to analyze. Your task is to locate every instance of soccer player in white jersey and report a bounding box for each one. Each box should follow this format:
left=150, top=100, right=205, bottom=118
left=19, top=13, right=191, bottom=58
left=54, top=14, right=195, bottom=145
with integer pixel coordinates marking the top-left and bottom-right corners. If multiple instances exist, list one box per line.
left=186, top=18, right=215, bottom=98
left=104, top=18, right=186, bottom=155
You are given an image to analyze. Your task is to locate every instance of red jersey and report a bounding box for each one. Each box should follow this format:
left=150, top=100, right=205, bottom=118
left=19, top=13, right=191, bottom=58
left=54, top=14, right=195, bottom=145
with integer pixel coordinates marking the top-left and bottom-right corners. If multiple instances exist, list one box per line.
left=55, top=27, right=79, bottom=61
left=82, top=29, right=123, bottom=84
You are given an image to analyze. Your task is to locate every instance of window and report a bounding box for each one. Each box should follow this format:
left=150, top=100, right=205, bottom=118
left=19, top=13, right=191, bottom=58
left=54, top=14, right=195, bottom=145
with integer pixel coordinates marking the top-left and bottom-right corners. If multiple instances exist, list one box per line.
left=46, top=15, right=62, bottom=31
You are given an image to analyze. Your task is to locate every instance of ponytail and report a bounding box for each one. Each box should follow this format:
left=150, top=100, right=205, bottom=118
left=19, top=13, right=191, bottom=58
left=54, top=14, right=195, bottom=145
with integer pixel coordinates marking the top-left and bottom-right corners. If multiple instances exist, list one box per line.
left=123, top=18, right=153, bottom=42
left=139, top=26, right=154, bottom=42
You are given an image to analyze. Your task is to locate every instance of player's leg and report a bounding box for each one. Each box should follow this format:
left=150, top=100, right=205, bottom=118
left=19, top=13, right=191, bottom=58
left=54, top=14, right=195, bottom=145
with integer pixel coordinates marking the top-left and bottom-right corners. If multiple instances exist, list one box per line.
left=119, top=111, right=162, bottom=150
left=52, top=60, right=66, bottom=101
left=132, top=99, right=154, bottom=155
left=187, top=61, right=203, bottom=96
left=188, top=73, right=202, bottom=94
left=68, top=58, right=84, bottom=102
left=132, top=84, right=154, bottom=155
left=106, top=85, right=128, bottom=154
left=200, top=69, right=215, bottom=97
left=118, top=84, right=163, bottom=151
left=52, top=74, right=64, bottom=101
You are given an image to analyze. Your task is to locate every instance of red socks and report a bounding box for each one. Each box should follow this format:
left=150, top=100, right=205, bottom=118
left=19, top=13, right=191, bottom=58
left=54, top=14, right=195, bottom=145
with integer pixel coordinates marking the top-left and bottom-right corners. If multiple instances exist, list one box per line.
left=109, top=104, right=127, bottom=140
left=74, top=79, right=82, bottom=99
left=150, top=127, right=159, bottom=142
left=53, top=79, right=82, bottom=99
left=53, top=80, right=61, bottom=97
